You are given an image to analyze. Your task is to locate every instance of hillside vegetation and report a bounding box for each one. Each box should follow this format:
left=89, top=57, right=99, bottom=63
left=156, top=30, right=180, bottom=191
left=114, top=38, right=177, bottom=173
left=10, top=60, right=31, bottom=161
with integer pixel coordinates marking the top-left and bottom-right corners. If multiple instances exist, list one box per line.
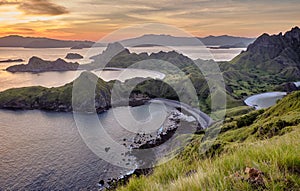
left=116, top=91, right=300, bottom=191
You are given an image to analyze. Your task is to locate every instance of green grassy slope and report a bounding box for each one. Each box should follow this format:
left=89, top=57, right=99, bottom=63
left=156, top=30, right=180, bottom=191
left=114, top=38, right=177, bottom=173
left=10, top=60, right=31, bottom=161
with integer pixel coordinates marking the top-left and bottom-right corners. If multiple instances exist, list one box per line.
left=117, top=91, right=300, bottom=191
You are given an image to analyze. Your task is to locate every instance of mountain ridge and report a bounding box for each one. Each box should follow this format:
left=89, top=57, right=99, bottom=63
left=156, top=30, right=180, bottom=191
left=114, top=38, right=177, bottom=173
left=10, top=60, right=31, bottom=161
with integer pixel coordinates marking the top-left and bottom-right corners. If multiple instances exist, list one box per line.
left=0, top=34, right=255, bottom=48
left=231, top=26, right=300, bottom=80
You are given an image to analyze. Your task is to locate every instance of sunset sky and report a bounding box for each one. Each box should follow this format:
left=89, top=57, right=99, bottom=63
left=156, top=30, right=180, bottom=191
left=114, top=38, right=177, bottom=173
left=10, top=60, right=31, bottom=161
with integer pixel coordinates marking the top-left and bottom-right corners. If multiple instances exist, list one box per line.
left=0, top=0, right=299, bottom=41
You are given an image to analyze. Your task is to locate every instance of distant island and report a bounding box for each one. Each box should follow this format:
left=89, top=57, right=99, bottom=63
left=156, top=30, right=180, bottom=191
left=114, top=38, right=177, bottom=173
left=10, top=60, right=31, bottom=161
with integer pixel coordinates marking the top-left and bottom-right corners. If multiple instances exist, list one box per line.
left=65, top=53, right=84, bottom=59
left=0, top=59, right=24, bottom=63
left=6, top=56, right=79, bottom=72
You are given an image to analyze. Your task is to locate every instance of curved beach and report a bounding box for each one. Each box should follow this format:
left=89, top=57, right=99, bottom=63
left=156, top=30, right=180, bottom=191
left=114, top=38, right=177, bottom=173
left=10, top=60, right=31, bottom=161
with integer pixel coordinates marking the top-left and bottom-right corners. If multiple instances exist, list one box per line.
left=244, top=92, right=287, bottom=109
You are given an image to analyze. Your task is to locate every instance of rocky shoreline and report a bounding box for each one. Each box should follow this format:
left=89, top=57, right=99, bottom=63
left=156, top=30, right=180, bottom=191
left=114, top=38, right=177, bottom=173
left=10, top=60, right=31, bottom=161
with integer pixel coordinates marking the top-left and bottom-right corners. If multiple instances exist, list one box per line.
left=99, top=109, right=203, bottom=190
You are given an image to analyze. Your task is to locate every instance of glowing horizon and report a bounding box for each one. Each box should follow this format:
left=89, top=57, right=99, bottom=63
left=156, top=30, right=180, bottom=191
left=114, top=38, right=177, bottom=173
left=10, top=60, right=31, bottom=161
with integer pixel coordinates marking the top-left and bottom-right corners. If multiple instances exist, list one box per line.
left=0, top=0, right=299, bottom=41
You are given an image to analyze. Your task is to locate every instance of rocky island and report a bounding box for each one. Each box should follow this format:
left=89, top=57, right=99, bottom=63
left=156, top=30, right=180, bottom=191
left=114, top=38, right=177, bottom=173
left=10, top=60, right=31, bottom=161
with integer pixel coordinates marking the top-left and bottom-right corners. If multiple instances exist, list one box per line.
left=65, top=53, right=84, bottom=59
left=6, top=56, right=79, bottom=73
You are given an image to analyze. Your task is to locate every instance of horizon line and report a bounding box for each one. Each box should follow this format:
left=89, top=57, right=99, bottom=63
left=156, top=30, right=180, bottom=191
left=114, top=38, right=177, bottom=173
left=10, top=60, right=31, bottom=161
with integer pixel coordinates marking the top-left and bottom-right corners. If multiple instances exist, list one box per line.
left=0, top=33, right=258, bottom=42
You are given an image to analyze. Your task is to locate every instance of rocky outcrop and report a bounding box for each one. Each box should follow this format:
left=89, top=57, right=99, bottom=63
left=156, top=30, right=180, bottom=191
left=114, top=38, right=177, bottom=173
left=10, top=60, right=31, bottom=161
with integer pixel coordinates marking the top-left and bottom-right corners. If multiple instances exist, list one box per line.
left=6, top=56, right=79, bottom=72
left=228, top=167, right=265, bottom=189
left=274, top=82, right=299, bottom=93
left=89, top=42, right=130, bottom=66
left=65, top=53, right=83, bottom=59
left=232, top=26, right=300, bottom=80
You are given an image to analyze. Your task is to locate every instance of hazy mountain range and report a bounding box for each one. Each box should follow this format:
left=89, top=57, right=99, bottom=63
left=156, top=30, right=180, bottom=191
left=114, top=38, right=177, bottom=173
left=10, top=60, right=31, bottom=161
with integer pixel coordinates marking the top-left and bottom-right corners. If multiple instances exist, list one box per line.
left=120, top=34, right=255, bottom=47
left=0, top=34, right=255, bottom=48
left=0, top=35, right=98, bottom=49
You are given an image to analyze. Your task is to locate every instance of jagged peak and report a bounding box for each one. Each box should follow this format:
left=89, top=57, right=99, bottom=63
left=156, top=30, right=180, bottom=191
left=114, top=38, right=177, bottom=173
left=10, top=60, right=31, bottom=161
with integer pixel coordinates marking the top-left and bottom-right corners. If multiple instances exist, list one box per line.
left=284, top=26, right=300, bottom=41
left=284, top=26, right=300, bottom=35
left=291, top=26, right=300, bottom=31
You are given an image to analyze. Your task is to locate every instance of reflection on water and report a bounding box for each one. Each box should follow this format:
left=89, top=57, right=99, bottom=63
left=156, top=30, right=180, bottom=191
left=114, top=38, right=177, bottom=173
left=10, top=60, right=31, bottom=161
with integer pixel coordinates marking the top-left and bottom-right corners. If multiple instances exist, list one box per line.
left=0, top=103, right=172, bottom=190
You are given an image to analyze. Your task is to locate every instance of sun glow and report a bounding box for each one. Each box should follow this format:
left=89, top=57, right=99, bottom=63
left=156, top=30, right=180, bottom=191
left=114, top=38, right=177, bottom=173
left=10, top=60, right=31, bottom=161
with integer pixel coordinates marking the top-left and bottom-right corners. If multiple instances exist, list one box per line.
left=0, top=1, right=299, bottom=40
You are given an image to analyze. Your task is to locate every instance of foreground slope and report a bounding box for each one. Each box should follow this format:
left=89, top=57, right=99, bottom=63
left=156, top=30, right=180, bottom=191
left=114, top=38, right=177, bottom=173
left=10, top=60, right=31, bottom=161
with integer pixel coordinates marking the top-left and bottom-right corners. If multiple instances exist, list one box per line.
left=117, top=91, right=300, bottom=191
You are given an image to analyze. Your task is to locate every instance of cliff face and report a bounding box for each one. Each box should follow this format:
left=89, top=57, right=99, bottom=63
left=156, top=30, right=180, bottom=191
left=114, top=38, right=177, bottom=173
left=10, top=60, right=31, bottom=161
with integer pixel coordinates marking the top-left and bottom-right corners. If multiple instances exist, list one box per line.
left=232, top=27, right=300, bottom=80
left=6, top=56, right=79, bottom=72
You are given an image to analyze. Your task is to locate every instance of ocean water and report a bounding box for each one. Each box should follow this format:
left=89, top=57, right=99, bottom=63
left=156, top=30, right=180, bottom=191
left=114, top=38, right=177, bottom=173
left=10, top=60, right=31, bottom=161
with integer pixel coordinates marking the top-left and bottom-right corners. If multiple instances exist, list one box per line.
left=0, top=103, right=173, bottom=190
left=0, top=46, right=245, bottom=64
